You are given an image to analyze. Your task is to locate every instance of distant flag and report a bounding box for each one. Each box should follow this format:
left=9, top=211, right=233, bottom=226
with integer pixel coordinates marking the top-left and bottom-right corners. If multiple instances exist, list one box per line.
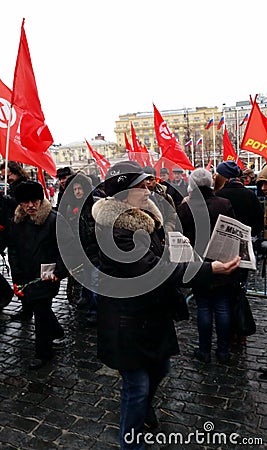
left=153, top=103, right=194, bottom=170
left=85, top=139, right=111, bottom=179
left=223, top=127, right=244, bottom=169
left=196, top=137, right=203, bottom=145
left=11, top=19, right=53, bottom=153
left=239, top=113, right=249, bottom=127
left=124, top=132, right=133, bottom=155
left=217, top=116, right=225, bottom=130
left=240, top=95, right=267, bottom=159
left=205, top=118, right=214, bottom=130
left=185, top=138, right=192, bottom=147
left=205, top=158, right=213, bottom=171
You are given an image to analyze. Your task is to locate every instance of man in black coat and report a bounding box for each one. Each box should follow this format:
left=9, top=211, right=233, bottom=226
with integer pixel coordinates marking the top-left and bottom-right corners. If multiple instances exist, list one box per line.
left=8, top=181, right=72, bottom=369
left=214, top=160, right=264, bottom=238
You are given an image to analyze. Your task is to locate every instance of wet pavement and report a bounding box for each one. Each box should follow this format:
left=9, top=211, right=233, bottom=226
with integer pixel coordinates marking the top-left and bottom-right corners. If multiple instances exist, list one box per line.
left=0, top=262, right=267, bottom=449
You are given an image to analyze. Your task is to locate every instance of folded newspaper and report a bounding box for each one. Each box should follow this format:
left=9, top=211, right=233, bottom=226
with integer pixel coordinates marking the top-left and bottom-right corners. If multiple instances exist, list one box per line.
left=169, top=215, right=256, bottom=270
left=168, top=232, right=195, bottom=263
left=203, top=214, right=256, bottom=270
left=40, top=263, right=56, bottom=279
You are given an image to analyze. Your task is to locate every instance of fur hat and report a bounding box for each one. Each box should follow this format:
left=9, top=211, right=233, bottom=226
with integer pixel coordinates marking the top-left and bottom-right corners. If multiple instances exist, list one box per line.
left=144, top=166, right=156, bottom=177
left=14, top=181, right=44, bottom=203
left=188, top=168, right=213, bottom=193
left=216, top=161, right=242, bottom=179
left=56, top=167, right=73, bottom=179
left=105, top=161, right=150, bottom=197
left=172, top=167, right=183, bottom=173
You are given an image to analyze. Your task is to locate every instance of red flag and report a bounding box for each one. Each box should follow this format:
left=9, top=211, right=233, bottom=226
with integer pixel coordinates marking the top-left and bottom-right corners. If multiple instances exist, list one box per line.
left=153, top=104, right=194, bottom=170
left=124, top=132, right=133, bottom=154
left=240, top=96, right=267, bottom=159
left=85, top=139, right=110, bottom=179
left=205, top=158, right=213, bottom=171
left=37, top=168, right=49, bottom=199
left=0, top=79, right=56, bottom=176
left=11, top=19, right=53, bottom=153
left=223, top=127, right=244, bottom=169
left=129, top=123, right=154, bottom=167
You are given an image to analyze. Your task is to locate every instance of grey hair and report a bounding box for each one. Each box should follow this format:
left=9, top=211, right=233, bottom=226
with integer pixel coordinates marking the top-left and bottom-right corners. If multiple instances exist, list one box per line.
left=188, top=168, right=213, bottom=193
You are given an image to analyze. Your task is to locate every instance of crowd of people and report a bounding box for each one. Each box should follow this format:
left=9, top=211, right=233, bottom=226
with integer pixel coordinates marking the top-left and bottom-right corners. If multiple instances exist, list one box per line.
left=0, top=158, right=266, bottom=449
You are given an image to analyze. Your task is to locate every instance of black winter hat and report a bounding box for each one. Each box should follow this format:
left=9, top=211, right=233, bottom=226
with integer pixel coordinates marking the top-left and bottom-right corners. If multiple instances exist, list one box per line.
left=160, top=167, right=169, bottom=175
left=56, top=167, right=73, bottom=179
left=14, top=181, right=44, bottom=203
left=105, top=161, right=150, bottom=197
left=216, top=161, right=242, bottom=179
left=144, top=166, right=156, bottom=176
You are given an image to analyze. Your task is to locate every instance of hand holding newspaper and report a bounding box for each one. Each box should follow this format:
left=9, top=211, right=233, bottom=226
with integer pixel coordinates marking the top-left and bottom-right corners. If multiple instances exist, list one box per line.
left=203, top=215, right=256, bottom=270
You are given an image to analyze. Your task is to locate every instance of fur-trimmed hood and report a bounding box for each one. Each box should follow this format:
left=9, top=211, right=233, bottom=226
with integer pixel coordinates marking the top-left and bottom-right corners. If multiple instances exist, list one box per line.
left=14, top=199, right=52, bottom=225
left=92, top=197, right=163, bottom=234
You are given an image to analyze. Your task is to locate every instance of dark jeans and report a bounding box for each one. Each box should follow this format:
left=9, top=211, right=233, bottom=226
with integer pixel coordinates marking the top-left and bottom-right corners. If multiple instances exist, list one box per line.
left=119, top=359, right=170, bottom=449
left=195, top=287, right=231, bottom=356
left=30, top=296, right=64, bottom=360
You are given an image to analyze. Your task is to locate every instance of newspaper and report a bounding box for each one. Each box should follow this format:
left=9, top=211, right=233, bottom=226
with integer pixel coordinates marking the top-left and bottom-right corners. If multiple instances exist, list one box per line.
left=40, top=263, right=56, bottom=279
left=168, top=232, right=196, bottom=263
left=203, top=214, right=256, bottom=270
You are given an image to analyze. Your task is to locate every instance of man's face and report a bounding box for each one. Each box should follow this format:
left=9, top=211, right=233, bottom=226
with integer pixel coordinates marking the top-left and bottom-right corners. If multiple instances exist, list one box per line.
left=1, top=168, right=19, bottom=185
left=58, top=175, right=69, bottom=189
left=146, top=176, right=157, bottom=192
left=160, top=173, right=168, bottom=182
left=261, top=181, right=267, bottom=197
left=20, top=199, right=42, bottom=216
left=173, top=172, right=183, bottom=182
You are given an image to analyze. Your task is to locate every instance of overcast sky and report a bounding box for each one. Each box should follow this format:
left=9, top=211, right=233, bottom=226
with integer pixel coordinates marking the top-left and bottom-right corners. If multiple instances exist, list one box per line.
left=0, top=0, right=266, bottom=146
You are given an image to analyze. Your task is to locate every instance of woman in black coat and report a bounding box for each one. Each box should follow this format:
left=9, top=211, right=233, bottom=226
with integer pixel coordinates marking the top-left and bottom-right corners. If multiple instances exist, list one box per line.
left=61, top=172, right=99, bottom=320
left=92, top=161, right=240, bottom=450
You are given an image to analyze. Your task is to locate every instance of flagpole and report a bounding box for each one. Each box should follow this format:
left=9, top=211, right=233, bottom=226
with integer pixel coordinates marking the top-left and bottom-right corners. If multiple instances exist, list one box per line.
left=212, top=112, right=216, bottom=167
left=191, top=137, right=194, bottom=166
left=4, top=105, right=13, bottom=195
left=201, top=136, right=204, bottom=167
left=236, top=109, right=240, bottom=160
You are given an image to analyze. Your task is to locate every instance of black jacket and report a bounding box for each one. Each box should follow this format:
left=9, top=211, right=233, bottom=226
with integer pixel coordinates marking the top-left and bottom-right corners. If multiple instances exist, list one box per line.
left=8, top=199, right=72, bottom=300
left=177, top=186, right=235, bottom=254
left=215, top=180, right=264, bottom=237
left=92, top=197, right=213, bottom=370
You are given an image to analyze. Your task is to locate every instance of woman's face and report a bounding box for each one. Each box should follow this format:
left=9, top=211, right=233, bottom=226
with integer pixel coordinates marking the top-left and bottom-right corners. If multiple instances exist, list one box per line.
left=125, top=180, right=150, bottom=208
left=73, top=183, right=84, bottom=199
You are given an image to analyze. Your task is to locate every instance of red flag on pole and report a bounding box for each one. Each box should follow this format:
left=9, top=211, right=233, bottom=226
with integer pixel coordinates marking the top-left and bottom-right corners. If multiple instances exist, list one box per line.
left=0, top=79, right=56, bottom=176
left=153, top=104, right=194, bottom=170
left=124, top=132, right=135, bottom=161
left=223, top=127, right=244, bottom=169
left=205, top=158, right=213, bottom=171
left=85, top=139, right=110, bottom=179
left=11, top=19, right=53, bottom=153
left=240, top=96, right=267, bottom=159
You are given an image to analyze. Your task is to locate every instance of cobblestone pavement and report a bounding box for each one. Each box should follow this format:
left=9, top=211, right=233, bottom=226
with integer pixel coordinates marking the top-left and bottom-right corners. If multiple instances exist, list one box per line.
left=0, top=264, right=267, bottom=450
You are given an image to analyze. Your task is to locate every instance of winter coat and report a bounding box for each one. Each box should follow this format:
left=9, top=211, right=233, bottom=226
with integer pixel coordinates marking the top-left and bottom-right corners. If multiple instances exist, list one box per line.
left=8, top=199, right=71, bottom=300
left=150, top=182, right=177, bottom=237
left=177, top=186, right=235, bottom=254
left=63, top=172, right=99, bottom=266
left=256, top=165, right=267, bottom=238
left=215, top=179, right=264, bottom=237
left=92, top=197, right=213, bottom=370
